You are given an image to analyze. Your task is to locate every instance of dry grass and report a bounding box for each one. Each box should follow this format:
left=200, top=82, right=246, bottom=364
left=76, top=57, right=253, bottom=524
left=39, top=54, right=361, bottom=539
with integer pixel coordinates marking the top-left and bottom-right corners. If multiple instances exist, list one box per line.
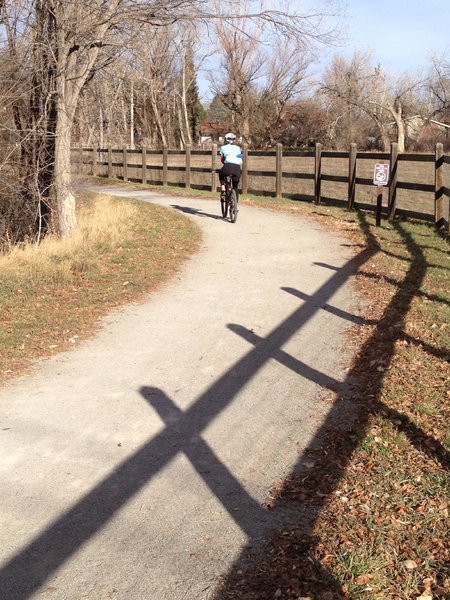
left=1, top=195, right=137, bottom=288
left=0, top=189, right=201, bottom=380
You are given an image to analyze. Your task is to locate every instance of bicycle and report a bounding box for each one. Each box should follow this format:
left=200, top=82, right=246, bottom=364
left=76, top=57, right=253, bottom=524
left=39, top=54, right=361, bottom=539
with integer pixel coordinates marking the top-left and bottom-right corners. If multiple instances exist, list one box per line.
left=220, top=174, right=238, bottom=223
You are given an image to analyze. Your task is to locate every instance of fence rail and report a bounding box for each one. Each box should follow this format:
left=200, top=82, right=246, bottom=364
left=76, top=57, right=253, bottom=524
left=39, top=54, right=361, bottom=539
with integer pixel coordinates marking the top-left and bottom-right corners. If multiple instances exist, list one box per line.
left=73, top=142, right=449, bottom=232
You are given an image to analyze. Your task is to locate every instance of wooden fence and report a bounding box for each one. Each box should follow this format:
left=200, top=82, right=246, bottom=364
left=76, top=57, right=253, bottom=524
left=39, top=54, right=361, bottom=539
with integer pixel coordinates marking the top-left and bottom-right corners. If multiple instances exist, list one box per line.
left=74, top=142, right=450, bottom=232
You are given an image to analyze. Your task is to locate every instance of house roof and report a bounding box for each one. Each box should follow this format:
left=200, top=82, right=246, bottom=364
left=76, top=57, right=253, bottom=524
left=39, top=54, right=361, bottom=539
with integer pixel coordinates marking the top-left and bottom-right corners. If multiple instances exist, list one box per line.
left=200, top=122, right=234, bottom=136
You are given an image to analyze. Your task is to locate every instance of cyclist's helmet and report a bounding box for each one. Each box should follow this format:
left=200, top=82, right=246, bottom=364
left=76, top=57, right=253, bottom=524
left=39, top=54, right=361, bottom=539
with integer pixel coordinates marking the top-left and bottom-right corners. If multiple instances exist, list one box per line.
left=224, top=132, right=236, bottom=142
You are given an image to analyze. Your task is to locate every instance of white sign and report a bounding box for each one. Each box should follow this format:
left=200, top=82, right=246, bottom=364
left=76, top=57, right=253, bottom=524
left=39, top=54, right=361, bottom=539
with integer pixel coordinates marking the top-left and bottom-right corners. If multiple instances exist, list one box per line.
left=373, top=163, right=390, bottom=186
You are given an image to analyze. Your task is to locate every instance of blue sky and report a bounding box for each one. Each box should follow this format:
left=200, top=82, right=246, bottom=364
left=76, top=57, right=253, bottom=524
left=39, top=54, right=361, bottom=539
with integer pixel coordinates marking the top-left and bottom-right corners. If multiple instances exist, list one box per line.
left=330, top=0, right=450, bottom=74
left=198, top=1, right=450, bottom=100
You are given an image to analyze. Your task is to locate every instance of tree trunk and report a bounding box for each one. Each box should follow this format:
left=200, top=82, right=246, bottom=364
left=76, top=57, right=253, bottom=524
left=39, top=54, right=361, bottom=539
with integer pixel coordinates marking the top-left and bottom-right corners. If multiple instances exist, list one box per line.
left=367, top=111, right=391, bottom=151
left=180, top=51, right=192, bottom=145
left=177, top=105, right=186, bottom=149
left=397, top=122, right=405, bottom=153
left=241, top=114, right=251, bottom=143
left=150, top=89, right=168, bottom=147
left=130, top=81, right=134, bottom=148
left=99, top=105, right=104, bottom=149
left=54, top=105, right=76, bottom=237
left=379, top=125, right=391, bottom=152
left=390, top=101, right=405, bottom=152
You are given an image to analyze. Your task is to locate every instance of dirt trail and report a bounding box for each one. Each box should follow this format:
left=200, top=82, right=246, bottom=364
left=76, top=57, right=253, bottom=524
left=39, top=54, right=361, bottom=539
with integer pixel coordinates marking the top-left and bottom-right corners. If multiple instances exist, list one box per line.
left=0, top=188, right=359, bottom=600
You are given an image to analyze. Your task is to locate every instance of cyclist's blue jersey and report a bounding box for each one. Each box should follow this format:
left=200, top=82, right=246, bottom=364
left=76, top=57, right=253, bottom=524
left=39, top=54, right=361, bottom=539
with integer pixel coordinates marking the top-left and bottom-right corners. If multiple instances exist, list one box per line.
left=220, top=143, right=243, bottom=166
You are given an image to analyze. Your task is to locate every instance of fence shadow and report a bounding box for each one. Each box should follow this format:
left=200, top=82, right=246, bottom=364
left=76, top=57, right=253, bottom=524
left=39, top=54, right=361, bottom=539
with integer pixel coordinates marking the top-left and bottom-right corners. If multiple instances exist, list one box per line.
left=0, top=211, right=445, bottom=599
left=0, top=217, right=372, bottom=599
left=213, top=213, right=449, bottom=599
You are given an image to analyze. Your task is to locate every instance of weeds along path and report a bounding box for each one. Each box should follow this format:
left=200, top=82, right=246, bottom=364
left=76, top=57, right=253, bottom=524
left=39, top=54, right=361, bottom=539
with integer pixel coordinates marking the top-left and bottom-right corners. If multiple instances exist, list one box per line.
left=0, top=187, right=361, bottom=600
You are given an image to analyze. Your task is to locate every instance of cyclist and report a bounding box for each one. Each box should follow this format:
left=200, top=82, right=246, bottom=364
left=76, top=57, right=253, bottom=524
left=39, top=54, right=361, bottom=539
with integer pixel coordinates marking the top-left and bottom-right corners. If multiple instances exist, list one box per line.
left=218, top=133, right=243, bottom=194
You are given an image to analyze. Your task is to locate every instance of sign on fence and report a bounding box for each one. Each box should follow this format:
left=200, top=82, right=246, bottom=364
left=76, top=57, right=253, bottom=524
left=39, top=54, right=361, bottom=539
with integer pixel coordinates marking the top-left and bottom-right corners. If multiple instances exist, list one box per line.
left=373, top=163, right=390, bottom=227
left=373, top=163, right=390, bottom=186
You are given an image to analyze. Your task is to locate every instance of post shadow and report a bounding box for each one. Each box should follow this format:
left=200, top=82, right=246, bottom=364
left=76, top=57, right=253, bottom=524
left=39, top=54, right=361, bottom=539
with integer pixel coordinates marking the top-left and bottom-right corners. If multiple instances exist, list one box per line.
left=141, top=386, right=275, bottom=540
left=361, top=271, right=450, bottom=306
left=282, top=287, right=450, bottom=361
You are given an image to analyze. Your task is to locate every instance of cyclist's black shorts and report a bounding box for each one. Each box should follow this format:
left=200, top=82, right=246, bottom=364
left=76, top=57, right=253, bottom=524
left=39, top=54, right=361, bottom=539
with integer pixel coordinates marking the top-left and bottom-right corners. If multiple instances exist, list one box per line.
left=219, top=163, right=241, bottom=189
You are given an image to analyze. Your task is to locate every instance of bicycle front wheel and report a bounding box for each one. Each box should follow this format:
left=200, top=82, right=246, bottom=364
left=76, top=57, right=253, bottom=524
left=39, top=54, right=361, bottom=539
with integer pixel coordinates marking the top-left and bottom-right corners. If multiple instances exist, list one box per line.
left=221, top=194, right=228, bottom=218
left=229, top=189, right=238, bottom=223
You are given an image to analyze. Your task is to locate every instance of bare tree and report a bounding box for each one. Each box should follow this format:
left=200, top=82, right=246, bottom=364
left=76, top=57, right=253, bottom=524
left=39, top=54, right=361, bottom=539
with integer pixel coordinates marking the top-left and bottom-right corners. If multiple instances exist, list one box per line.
left=321, top=52, right=425, bottom=152
left=1, top=0, right=60, bottom=239
left=428, top=52, right=450, bottom=119
left=127, top=25, right=179, bottom=147
left=265, top=46, right=311, bottom=125
left=207, top=0, right=265, bottom=141
left=249, top=44, right=312, bottom=147
left=208, top=0, right=339, bottom=144
left=1, top=0, right=342, bottom=239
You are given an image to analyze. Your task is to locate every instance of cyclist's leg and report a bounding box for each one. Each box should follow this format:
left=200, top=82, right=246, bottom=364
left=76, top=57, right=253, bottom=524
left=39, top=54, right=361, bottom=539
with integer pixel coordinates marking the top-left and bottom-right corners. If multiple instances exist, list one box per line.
left=230, top=167, right=241, bottom=203
left=229, top=166, right=240, bottom=183
left=219, top=163, right=234, bottom=190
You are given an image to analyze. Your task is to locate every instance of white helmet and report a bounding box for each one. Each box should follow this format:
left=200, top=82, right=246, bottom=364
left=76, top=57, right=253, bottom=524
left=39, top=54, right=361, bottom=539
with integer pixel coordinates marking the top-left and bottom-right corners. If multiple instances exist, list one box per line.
left=224, top=132, right=236, bottom=142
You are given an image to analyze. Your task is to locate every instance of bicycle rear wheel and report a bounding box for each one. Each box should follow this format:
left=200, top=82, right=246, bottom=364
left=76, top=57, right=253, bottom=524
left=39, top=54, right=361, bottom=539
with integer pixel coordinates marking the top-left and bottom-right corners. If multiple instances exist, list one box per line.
left=229, top=189, right=238, bottom=223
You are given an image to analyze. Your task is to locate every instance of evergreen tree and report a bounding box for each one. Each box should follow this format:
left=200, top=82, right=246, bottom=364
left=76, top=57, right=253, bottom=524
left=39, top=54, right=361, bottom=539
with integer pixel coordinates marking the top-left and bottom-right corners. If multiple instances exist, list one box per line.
left=206, top=94, right=232, bottom=123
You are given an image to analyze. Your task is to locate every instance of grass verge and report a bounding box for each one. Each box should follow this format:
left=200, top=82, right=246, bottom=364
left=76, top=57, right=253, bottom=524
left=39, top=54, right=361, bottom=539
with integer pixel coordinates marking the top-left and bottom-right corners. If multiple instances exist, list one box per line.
left=214, top=195, right=450, bottom=599
left=0, top=189, right=201, bottom=381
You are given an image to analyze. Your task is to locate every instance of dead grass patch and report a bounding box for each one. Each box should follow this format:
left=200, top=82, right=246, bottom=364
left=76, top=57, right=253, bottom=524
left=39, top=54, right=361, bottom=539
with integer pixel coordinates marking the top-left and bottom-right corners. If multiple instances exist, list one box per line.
left=0, top=189, right=201, bottom=381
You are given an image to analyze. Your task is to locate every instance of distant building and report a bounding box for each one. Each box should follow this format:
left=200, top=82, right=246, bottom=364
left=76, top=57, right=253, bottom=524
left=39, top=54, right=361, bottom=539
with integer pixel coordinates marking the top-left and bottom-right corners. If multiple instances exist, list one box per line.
left=408, top=117, right=450, bottom=151
left=200, top=122, right=235, bottom=146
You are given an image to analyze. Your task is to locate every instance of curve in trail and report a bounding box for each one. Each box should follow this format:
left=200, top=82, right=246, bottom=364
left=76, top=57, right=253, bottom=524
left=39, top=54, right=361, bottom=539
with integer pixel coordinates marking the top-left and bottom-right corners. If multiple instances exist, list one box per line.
left=0, top=188, right=359, bottom=600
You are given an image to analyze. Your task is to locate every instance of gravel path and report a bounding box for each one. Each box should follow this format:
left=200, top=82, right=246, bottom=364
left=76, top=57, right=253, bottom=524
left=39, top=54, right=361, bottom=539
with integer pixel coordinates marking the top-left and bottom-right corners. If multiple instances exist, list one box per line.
left=0, top=188, right=359, bottom=600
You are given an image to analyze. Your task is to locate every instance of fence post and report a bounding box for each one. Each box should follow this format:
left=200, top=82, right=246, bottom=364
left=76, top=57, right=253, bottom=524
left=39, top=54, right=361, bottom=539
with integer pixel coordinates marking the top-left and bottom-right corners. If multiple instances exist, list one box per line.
left=241, top=143, right=248, bottom=195
left=435, top=143, right=444, bottom=229
left=142, top=147, right=147, bottom=185
left=314, top=143, right=322, bottom=204
left=122, top=146, right=128, bottom=182
left=376, top=186, right=383, bottom=227
left=276, top=143, right=283, bottom=198
left=387, top=142, right=398, bottom=220
left=92, top=146, right=97, bottom=177
left=348, top=143, right=357, bottom=210
left=162, top=145, right=168, bottom=186
left=185, top=144, right=191, bottom=189
left=211, top=144, right=217, bottom=192
left=107, top=146, right=112, bottom=179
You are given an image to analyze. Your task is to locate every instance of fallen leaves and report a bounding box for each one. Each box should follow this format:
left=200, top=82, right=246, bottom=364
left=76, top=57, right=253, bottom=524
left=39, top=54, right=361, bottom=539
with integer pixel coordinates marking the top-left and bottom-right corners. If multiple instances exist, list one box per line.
left=416, top=577, right=434, bottom=600
left=354, top=573, right=374, bottom=585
